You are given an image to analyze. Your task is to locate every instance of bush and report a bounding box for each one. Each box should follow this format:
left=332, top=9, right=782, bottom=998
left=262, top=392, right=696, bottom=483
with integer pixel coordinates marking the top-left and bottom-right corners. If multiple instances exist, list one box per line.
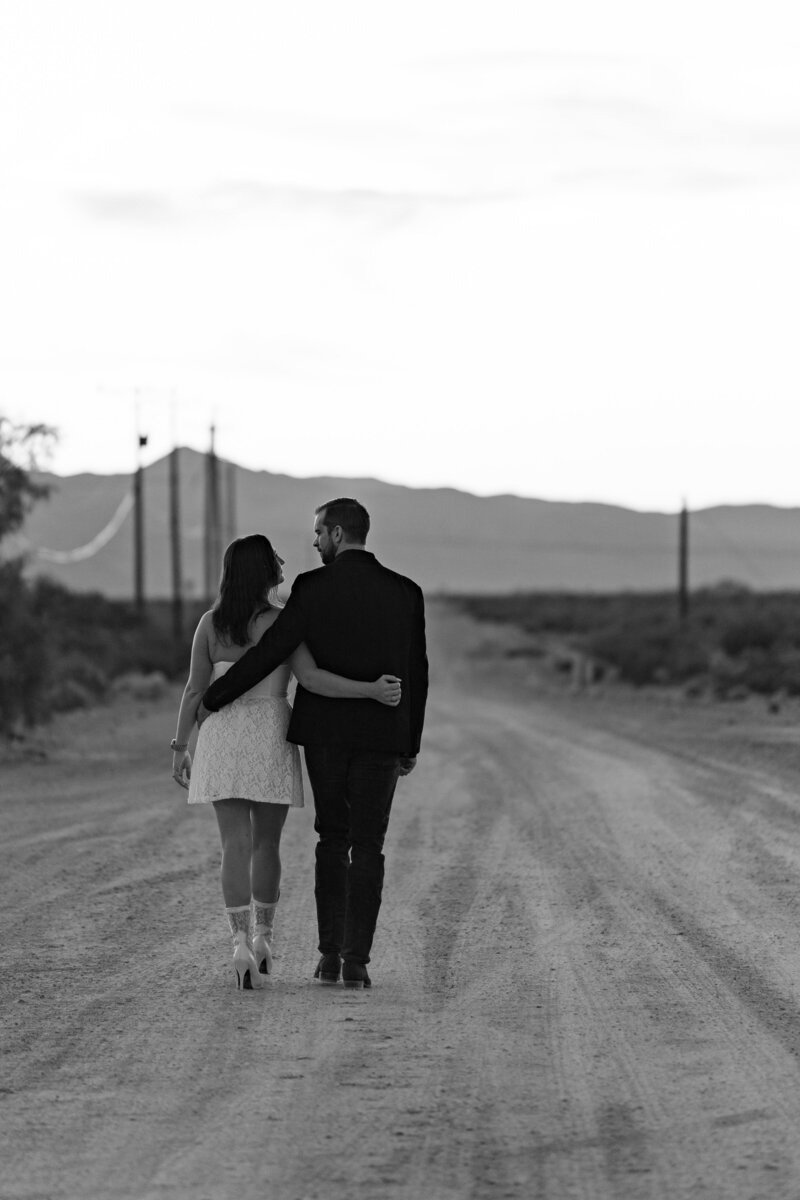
left=718, top=646, right=800, bottom=697
left=0, top=558, right=53, bottom=728
left=50, top=650, right=110, bottom=697
left=0, top=566, right=201, bottom=732
left=451, top=589, right=800, bottom=696
left=720, top=616, right=782, bottom=656
left=111, top=671, right=169, bottom=700
left=44, top=679, right=96, bottom=713
left=587, top=623, right=708, bottom=687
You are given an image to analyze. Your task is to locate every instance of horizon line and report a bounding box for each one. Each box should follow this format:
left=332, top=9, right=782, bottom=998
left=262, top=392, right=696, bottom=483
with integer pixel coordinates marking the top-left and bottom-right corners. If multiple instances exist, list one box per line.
left=34, top=448, right=799, bottom=517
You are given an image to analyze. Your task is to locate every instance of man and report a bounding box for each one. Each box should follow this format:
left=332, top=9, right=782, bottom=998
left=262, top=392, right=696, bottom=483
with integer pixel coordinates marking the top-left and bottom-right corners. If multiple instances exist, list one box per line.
left=198, top=497, right=428, bottom=989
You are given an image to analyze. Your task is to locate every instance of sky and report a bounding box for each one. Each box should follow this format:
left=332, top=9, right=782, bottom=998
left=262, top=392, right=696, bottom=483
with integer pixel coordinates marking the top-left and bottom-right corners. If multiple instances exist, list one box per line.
left=1, top=1, right=800, bottom=512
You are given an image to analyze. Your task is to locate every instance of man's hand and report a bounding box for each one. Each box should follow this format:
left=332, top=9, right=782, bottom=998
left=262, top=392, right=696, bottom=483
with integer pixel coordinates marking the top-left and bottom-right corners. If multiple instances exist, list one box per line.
left=196, top=701, right=211, bottom=728
left=397, top=756, right=417, bottom=777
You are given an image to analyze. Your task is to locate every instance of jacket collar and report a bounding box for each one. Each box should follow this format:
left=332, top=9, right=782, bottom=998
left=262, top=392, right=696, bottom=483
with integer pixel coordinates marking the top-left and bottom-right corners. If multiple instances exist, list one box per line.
left=330, top=549, right=375, bottom=566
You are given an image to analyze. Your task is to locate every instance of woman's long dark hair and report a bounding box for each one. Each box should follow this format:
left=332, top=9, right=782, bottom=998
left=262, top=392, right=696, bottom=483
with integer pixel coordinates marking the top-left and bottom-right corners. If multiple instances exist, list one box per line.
left=212, top=534, right=280, bottom=646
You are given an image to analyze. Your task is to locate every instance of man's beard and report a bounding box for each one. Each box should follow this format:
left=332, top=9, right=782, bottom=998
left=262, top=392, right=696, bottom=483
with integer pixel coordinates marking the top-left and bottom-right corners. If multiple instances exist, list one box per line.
left=320, top=543, right=337, bottom=565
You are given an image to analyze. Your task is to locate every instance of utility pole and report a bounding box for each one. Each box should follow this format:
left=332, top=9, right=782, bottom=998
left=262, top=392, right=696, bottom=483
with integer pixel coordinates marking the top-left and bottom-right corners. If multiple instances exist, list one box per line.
left=134, top=403, right=147, bottom=615
left=678, top=501, right=689, bottom=623
left=225, top=460, right=237, bottom=547
left=169, top=446, right=183, bottom=639
left=204, top=425, right=222, bottom=604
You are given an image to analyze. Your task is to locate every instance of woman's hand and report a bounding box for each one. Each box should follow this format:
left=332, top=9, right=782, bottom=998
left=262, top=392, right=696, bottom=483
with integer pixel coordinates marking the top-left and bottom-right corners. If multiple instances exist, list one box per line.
left=372, top=675, right=402, bottom=706
left=172, top=750, right=192, bottom=789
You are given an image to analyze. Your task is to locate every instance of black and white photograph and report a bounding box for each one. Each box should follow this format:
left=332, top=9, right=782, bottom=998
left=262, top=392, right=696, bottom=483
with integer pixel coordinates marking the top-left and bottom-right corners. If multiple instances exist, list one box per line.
left=4, top=2, right=800, bottom=1197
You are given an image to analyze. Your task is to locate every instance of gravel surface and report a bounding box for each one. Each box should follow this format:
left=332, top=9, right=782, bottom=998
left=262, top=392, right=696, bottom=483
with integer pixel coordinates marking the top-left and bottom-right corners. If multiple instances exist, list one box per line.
left=4, top=600, right=800, bottom=1199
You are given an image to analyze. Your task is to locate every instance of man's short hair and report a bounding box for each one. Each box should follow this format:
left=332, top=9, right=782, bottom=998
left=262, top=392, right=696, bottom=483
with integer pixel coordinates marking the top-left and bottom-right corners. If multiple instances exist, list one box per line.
left=316, top=497, right=370, bottom=544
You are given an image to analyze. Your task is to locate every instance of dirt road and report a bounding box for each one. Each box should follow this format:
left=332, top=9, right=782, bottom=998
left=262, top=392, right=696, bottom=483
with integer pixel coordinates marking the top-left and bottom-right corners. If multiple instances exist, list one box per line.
left=5, top=601, right=800, bottom=1199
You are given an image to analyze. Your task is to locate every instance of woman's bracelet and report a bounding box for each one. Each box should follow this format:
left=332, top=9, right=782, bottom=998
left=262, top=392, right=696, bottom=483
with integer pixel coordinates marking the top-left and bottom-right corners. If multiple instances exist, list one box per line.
left=170, top=738, right=189, bottom=752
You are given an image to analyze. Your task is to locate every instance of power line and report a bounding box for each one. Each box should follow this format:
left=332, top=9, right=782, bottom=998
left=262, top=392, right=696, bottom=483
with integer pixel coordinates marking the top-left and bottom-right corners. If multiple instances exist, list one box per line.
left=19, top=492, right=134, bottom=563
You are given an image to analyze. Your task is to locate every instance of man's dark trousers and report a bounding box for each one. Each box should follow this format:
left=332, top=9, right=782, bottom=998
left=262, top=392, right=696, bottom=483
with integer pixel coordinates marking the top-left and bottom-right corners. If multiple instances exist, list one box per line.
left=304, top=744, right=401, bottom=966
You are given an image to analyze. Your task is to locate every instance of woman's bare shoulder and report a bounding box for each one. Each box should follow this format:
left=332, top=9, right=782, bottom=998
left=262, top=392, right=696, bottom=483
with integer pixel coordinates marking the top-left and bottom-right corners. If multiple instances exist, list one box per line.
left=249, top=606, right=281, bottom=642
left=194, top=610, right=215, bottom=640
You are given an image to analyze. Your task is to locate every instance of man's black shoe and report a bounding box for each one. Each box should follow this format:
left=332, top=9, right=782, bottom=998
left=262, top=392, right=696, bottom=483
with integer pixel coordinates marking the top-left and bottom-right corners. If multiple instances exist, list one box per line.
left=314, top=953, right=341, bottom=984
left=342, top=962, right=372, bottom=989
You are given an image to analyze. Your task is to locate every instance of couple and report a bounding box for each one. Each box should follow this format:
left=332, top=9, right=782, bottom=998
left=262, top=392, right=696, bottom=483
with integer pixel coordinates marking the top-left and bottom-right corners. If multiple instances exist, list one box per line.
left=171, top=497, right=428, bottom=991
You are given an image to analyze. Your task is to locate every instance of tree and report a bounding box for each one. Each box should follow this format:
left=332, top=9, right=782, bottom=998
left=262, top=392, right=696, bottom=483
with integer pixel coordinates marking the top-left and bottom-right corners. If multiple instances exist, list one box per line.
left=0, top=417, right=57, bottom=541
left=0, top=416, right=57, bottom=728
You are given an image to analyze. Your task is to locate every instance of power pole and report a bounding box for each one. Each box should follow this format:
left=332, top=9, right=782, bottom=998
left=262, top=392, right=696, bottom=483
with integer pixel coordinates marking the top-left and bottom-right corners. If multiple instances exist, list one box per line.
left=204, top=425, right=222, bottom=604
left=226, top=460, right=237, bottom=547
left=169, top=446, right=183, bottom=639
left=134, top=423, right=147, bottom=615
left=678, top=501, right=689, bottom=623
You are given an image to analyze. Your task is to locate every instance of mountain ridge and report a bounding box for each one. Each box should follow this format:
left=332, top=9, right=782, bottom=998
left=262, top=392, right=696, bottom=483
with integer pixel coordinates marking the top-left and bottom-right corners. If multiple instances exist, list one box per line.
left=7, top=448, right=799, bottom=597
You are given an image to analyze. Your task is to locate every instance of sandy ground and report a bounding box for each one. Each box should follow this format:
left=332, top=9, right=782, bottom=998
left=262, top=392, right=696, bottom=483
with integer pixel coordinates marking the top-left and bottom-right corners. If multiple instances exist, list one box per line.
left=5, top=600, right=800, bottom=1199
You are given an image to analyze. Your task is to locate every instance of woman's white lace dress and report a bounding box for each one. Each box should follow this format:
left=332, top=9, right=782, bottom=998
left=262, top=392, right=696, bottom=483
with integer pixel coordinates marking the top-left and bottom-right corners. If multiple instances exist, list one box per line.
left=188, top=661, right=304, bottom=807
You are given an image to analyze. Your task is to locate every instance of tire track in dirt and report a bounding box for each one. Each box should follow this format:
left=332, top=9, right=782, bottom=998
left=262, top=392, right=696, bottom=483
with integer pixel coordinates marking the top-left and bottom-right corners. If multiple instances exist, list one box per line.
left=451, top=689, right=800, bottom=1194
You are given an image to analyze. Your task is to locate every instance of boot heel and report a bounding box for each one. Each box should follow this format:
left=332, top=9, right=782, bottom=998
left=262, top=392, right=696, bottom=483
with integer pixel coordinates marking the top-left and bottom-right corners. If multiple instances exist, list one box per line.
left=235, top=959, right=253, bottom=990
left=233, top=933, right=264, bottom=990
left=253, top=934, right=273, bottom=976
left=252, top=899, right=278, bottom=977
left=314, top=953, right=342, bottom=984
left=341, top=963, right=371, bottom=989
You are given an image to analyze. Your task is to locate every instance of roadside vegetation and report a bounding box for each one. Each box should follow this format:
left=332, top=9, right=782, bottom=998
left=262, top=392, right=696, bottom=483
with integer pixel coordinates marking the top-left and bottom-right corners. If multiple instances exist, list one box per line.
left=0, top=417, right=199, bottom=733
left=450, top=588, right=800, bottom=699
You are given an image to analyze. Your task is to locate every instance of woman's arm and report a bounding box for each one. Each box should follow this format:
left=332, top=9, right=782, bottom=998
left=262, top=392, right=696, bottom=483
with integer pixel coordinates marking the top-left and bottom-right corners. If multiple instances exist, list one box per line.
left=172, top=615, right=215, bottom=786
left=289, top=643, right=401, bottom=706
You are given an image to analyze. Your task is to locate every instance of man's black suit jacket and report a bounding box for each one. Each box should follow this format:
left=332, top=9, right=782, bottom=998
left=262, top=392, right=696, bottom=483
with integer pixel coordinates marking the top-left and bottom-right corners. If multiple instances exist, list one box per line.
left=202, top=550, right=428, bottom=756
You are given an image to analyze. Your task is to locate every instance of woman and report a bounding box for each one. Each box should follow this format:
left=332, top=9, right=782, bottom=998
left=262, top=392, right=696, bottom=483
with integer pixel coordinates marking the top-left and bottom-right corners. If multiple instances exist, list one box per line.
left=171, top=534, right=401, bottom=990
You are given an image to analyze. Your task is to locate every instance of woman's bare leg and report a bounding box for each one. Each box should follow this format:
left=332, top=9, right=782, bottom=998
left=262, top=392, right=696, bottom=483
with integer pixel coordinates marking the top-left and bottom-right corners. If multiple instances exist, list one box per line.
left=213, top=798, right=253, bottom=907
left=251, top=803, right=289, bottom=904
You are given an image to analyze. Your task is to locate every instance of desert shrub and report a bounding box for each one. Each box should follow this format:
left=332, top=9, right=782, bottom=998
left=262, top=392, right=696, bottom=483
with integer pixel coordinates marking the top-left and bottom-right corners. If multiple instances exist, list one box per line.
left=0, top=558, right=54, bottom=728
left=450, top=588, right=800, bottom=695
left=111, top=671, right=169, bottom=700
left=586, top=623, right=708, bottom=686
left=776, top=649, right=800, bottom=695
left=720, top=615, right=783, bottom=656
left=454, top=591, right=650, bottom=636
left=44, top=679, right=96, bottom=713
left=0, top=563, right=201, bottom=731
left=737, top=649, right=786, bottom=695
left=719, top=646, right=800, bottom=696
left=48, top=650, right=110, bottom=700
left=28, top=579, right=200, bottom=681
